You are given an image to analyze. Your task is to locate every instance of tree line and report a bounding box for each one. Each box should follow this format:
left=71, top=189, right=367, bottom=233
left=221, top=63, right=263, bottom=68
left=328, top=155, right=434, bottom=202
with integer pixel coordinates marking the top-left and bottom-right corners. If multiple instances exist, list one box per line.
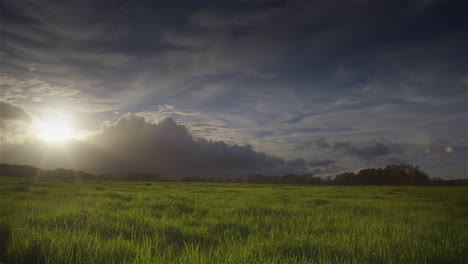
left=333, top=164, right=430, bottom=185
left=0, top=164, right=95, bottom=180
left=0, top=163, right=467, bottom=186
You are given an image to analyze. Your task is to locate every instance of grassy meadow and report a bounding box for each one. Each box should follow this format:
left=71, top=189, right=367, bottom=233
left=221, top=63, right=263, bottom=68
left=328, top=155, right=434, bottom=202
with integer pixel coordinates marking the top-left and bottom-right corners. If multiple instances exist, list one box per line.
left=0, top=177, right=467, bottom=263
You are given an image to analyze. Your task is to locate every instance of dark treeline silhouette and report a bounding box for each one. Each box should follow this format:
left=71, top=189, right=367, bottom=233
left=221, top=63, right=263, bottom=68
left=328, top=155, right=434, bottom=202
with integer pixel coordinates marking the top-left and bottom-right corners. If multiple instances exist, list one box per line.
left=1, top=163, right=467, bottom=186
left=180, top=177, right=246, bottom=183
left=333, top=164, right=430, bottom=185
left=246, top=174, right=323, bottom=184
left=98, top=172, right=166, bottom=182
left=0, top=164, right=95, bottom=180
left=0, top=164, right=169, bottom=182
left=428, top=177, right=468, bottom=186
left=245, top=165, right=467, bottom=186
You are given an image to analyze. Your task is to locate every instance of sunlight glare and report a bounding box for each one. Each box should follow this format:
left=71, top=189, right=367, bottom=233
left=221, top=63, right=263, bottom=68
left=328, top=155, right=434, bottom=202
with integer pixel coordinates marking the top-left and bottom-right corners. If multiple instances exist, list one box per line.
left=38, top=117, right=73, bottom=142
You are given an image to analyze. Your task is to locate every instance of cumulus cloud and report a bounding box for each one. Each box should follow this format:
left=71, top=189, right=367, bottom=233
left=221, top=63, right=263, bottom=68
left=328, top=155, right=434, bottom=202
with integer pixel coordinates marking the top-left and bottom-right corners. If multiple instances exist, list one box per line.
left=0, top=115, right=309, bottom=178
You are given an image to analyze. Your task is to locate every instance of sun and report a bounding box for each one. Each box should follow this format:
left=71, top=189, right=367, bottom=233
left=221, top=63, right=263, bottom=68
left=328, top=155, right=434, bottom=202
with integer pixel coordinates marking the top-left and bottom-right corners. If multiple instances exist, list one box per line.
left=38, top=117, right=73, bottom=142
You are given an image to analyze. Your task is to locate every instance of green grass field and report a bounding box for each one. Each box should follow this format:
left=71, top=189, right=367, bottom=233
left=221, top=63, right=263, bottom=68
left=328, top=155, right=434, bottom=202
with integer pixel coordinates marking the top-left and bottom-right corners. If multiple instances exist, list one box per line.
left=0, top=177, right=467, bottom=263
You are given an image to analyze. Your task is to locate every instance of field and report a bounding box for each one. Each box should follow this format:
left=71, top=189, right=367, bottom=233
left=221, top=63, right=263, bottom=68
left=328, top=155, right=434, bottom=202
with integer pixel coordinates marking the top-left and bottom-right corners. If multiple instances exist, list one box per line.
left=0, top=177, right=467, bottom=263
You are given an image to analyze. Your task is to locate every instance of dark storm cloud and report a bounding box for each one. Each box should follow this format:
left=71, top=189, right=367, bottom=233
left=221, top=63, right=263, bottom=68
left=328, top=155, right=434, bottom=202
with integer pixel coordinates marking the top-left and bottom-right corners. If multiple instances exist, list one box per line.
left=284, top=158, right=308, bottom=171
left=0, top=115, right=308, bottom=177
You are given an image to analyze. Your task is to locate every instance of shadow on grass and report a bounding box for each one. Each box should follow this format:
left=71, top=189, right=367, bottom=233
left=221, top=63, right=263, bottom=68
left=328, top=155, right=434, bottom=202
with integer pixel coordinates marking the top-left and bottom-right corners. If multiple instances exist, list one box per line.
left=88, top=217, right=156, bottom=241
left=276, top=242, right=319, bottom=259
left=210, top=223, right=251, bottom=240
left=166, top=203, right=195, bottom=217
left=310, top=199, right=331, bottom=206
left=151, top=202, right=167, bottom=211
left=10, top=186, right=30, bottom=192
left=21, top=240, right=45, bottom=264
left=0, top=222, right=11, bottom=261
left=349, top=205, right=382, bottom=216
left=266, top=241, right=377, bottom=263
left=236, top=206, right=290, bottom=217
left=159, top=226, right=211, bottom=249
left=105, top=192, right=132, bottom=202
left=32, top=189, right=48, bottom=195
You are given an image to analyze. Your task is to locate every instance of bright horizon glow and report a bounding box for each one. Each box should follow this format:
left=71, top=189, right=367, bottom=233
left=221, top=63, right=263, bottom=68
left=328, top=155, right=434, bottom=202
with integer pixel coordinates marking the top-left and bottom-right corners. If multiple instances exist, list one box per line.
left=38, top=117, right=73, bottom=142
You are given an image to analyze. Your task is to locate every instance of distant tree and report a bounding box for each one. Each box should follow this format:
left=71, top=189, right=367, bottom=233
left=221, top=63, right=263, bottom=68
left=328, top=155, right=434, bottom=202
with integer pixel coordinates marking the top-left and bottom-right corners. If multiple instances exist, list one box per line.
left=1, top=163, right=463, bottom=186
left=46, top=168, right=95, bottom=180
left=98, top=173, right=114, bottom=180
left=0, top=164, right=41, bottom=178
left=333, top=172, right=356, bottom=185
left=0, top=164, right=94, bottom=180
left=280, top=173, right=318, bottom=184
left=126, top=173, right=162, bottom=181
left=247, top=174, right=280, bottom=184
left=332, top=164, right=430, bottom=185
left=181, top=177, right=215, bottom=182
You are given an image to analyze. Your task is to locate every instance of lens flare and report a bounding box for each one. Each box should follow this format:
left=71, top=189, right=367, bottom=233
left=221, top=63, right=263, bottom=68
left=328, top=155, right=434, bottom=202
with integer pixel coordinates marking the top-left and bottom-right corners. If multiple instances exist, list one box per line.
left=444, top=146, right=452, bottom=153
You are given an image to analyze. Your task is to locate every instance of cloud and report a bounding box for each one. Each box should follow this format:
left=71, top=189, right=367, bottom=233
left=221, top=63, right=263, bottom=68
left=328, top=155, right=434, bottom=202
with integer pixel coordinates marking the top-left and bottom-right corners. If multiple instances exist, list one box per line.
left=0, top=115, right=309, bottom=178
left=0, top=101, right=32, bottom=122
left=306, top=159, right=342, bottom=176
left=333, top=141, right=391, bottom=159
left=308, top=159, right=335, bottom=167
left=0, top=74, right=83, bottom=104
left=309, top=137, right=467, bottom=178
left=284, top=158, right=307, bottom=171
left=460, top=77, right=468, bottom=86
left=293, top=140, right=313, bottom=150
left=0, top=1, right=466, bottom=179
left=88, top=115, right=308, bottom=176
left=314, top=137, right=403, bottom=160
left=0, top=101, right=34, bottom=143
left=314, top=137, right=331, bottom=150
left=134, top=105, right=199, bottom=124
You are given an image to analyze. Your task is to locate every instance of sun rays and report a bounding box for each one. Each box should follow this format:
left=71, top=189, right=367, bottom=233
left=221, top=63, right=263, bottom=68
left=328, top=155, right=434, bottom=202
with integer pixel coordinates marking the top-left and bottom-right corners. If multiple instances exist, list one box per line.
left=37, top=116, right=74, bottom=143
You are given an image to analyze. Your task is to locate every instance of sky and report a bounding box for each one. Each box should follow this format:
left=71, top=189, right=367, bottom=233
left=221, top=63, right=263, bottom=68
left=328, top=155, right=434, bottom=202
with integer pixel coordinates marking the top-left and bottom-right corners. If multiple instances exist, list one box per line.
left=0, top=0, right=467, bottom=179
